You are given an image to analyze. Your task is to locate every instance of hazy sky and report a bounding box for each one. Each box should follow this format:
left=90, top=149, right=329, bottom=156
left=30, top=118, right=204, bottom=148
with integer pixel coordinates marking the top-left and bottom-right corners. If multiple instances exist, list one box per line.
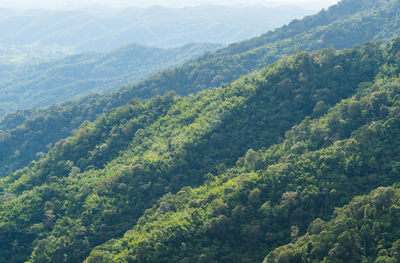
left=0, top=0, right=339, bottom=10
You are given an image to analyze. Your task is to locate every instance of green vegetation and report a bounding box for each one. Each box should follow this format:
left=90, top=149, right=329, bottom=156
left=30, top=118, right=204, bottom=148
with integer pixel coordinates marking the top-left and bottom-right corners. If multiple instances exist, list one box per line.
left=0, top=37, right=398, bottom=262
left=0, top=42, right=222, bottom=116
left=2, top=0, right=400, bottom=180
left=2, top=1, right=400, bottom=262
left=264, top=186, right=400, bottom=263
left=80, top=38, right=400, bottom=263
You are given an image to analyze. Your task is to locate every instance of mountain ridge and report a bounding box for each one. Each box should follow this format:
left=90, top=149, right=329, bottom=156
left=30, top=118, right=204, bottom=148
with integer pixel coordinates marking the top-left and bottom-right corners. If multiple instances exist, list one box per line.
left=0, top=38, right=394, bottom=262
left=0, top=42, right=222, bottom=116
left=2, top=0, right=400, bottom=181
left=83, top=39, right=400, bottom=262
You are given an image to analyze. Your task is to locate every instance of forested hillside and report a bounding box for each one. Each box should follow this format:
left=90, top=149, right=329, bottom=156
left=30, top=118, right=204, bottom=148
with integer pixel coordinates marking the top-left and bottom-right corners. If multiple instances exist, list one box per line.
left=81, top=38, right=400, bottom=263
left=1, top=0, right=400, bottom=180
left=0, top=36, right=399, bottom=262
left=0, top=42, right=222, bottom=116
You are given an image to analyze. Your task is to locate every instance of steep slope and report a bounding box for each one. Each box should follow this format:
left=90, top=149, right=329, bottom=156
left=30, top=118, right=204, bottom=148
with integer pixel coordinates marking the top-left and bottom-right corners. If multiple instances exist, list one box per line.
left=125, top=0, right=400, bottom=99
left=205, top=0, right=395, bottom=57
left=0, top=42, right=222, bottom=116
left=1, top=0, right=400, bottom=179
left=264, top=186, right=400, bottom=263
left=0, top=42, right=386, bottom=262
left=82, top=40, right=400, bottom=263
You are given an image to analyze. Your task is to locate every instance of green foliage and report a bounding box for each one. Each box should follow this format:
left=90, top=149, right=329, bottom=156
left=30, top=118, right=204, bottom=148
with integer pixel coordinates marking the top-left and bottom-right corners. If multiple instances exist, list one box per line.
left=0, top=2, right=400, bottom=259
left=0, top=43, right=222, bottom=116
left=2, top=0, right=400, bottom=179
left=0, top=39, right=398, bottom=262
left=76, top=40, right=400, bottom=262
left=264, top=187, right=400, bottom=263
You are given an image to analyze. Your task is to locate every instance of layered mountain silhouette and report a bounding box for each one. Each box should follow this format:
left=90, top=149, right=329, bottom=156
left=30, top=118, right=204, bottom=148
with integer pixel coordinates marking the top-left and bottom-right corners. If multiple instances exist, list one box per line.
left=1, top=1, right=400, bottom=262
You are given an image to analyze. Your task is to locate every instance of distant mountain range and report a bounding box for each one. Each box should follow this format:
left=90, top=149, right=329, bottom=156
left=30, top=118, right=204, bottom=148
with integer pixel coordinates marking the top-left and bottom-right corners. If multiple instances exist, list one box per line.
left=1, top=0, right=400, bottom=180
left=0, top=5, right=315, bottom=55
left=1, top=0, right=400, bottom=262
left=2, top=26, right=400, bottom=263
left=0, top=42, right=222, bottom=116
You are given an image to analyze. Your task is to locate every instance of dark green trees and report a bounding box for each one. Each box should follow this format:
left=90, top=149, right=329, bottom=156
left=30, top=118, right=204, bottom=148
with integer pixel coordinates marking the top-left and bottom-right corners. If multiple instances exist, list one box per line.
left=3, top=0, right=400, bottom=180
left=264, top=187, right=400, bottom=263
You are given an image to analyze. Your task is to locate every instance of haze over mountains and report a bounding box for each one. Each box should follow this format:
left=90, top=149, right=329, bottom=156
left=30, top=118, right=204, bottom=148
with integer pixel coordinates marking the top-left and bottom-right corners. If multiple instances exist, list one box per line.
left=0, top=3, right=318, bottom=116
left=0, top=4, right=315, bottom=65
left=0, top=0, right=338, bottom=10
left=1, top=0, right=400, bottom=262
left=1, top=0, right=399, bottom=179
left=0, top=42, right=222, bottom=116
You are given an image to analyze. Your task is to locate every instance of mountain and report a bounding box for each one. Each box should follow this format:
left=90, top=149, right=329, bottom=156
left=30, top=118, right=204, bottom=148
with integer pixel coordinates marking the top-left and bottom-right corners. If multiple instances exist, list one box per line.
left=83, top=39, right=400, bottom=262
left=0, top=35, right=398, bottom=262
left=1, top=1, right=400, bottom=262
left=0, top=42, right=222, bottom=116
left=1, top=0, right=400, bottom=180
left=0, top=5, right=315, bottom=54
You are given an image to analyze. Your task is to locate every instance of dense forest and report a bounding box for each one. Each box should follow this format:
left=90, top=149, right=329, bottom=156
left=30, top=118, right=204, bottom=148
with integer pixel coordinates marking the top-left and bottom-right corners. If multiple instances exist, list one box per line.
left=2, top=0, right=400, bottom=262
left=83, top=38, right=400, bottom=263
left=264, top=186, right=400, bottom=262
left=1, top=0, right=400, bottom=180
left=0, top=35, right=399, bottom=262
